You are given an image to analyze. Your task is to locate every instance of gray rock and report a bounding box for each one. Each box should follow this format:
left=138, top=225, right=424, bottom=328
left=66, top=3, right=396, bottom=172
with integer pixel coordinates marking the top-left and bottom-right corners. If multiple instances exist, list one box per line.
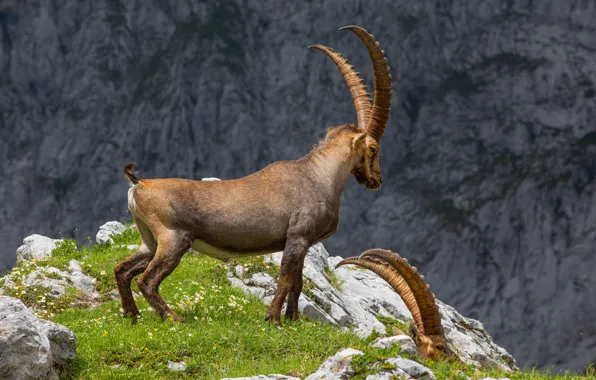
left=0, top=296, right=76, bottom=379
left=244, top=273, right=276, bottom=288
left=95, top=221, right=127, bottom=245
left=67, top=260, right=97, bottom=294
left=371, top=335, right=417, bottom=355
left=234, top=264, right=244, bottom=278
left=221, top=375, right=300, bottom=380
left=21, top=260, right=98, bottom=300
left=385, top=357, right=435, bottom=379
left=229, top=243, right=516, bottom=371
left=305, top=348, right=363, bottom=380
left=16, top=235, right=63, bottom=262
left=167, top=360, right=186, bottom=371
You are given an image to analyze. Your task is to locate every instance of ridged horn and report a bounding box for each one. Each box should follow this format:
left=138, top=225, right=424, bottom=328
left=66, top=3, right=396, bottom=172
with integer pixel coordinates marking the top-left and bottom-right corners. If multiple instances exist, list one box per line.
left=359, top=249, right=444, bottom=336
left=335, top=256, right=425, bottom=335
left=309, top=44, right=373, bottom=130
left=340, top=26, right=392, bottom=142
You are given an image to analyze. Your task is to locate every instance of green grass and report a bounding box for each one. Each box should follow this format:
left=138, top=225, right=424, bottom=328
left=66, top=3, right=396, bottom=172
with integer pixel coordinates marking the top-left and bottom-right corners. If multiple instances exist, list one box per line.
left=1, top=223, right=595, bottom=379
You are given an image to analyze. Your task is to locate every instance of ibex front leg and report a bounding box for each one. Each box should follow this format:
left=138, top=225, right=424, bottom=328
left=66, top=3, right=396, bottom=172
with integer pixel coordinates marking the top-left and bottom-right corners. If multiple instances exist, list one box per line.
left=265, top=235, right=310, bottom=324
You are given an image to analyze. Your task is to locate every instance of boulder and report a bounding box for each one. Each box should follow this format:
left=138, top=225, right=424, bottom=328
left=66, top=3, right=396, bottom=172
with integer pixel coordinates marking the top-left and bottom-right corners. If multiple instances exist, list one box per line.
left=95, top=221, right=127, bottom=245
left=305, top=348, right=364, bottom=380
left=16, top=235, right=63, bottom=261
left=0, top=296, right=76, bottom=380
left=370, top=335, right=417, bottom=355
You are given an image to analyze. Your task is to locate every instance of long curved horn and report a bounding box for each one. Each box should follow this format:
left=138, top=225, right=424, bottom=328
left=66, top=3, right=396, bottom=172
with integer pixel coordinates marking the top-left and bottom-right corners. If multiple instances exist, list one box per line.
left=359, top=249, right=444, bottom=336
left=309, top=45, right=373, bottom=130
left=340, top=26, right=392, bottom=142
left=335, top=256, right=425, bottom=334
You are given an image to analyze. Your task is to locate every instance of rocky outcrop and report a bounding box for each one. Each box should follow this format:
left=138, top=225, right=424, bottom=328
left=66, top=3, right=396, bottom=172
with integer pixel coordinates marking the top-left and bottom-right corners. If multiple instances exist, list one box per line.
left=22, top=259, right=98, bottom=299
left=1, top=0, right=595, bottom=370
left=16, top=235, right=64, bottom=262
left=0, top=296, right=76, bottom=380
left=2, top=234, right=99, bottom=306
left=227, top=243, right=517, bottom=372
left=305, top=348, right=364, bottom=380
left=96, top=221, right=127, bottom=245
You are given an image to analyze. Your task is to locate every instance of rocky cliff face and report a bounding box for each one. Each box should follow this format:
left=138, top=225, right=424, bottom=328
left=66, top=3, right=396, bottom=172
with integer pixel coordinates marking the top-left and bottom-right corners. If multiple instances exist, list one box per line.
left=1, top=0, right=595, bottom=371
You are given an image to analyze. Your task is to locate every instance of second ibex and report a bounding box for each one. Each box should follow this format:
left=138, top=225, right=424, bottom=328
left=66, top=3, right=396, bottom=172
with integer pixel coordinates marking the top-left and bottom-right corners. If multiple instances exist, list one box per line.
left=115, top=26, right=393, bottom=324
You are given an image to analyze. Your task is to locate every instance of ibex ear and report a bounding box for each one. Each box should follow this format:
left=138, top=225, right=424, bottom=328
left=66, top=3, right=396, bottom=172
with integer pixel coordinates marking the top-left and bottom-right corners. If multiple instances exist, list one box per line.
left=352, top=133, right=367, bottom=149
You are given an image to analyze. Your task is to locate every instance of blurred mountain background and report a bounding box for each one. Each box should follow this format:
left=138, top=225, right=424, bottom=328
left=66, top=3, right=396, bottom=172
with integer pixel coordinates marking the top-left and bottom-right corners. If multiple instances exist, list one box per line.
left=1, top=0, right=595, bottom=372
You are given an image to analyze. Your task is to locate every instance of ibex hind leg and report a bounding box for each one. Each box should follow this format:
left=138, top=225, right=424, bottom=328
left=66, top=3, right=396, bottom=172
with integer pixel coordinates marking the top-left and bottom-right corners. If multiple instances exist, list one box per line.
left=136, top=230, right=190, bottom=322
left=114, top=220, right=157, bottom=320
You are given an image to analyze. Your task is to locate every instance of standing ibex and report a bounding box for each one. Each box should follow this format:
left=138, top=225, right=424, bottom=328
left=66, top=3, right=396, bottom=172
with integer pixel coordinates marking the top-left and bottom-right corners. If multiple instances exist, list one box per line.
left=115, top=26, right=392, bottom=324
left=336, top=249, right=450, bottom=360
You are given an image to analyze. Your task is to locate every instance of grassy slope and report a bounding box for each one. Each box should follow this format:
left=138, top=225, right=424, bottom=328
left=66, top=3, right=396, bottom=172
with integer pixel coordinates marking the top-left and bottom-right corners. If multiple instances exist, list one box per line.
left=1, top=225, right=594, bottom=379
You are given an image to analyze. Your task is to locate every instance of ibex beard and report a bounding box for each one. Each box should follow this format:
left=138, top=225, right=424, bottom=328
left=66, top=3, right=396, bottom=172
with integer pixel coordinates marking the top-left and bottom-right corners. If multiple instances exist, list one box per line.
left=115, top=25, right=393, bottom=324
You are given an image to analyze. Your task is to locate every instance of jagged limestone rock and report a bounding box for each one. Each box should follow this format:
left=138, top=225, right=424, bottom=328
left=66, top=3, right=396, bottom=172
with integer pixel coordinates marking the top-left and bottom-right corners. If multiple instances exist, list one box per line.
left=305, top=348, right=364, bottom=380
left=96, top=221, right=127, bottom=245
left=16, top=235, right=63, bottom=262
left=221, top=375, right=300, bottom=380
left=370, top=335, right=417, bottom=355
left=0, top=296, right=76, bottom=380
left=21, top=259, right=98, bottom=300
left=228, top=243, right=517, bottom=371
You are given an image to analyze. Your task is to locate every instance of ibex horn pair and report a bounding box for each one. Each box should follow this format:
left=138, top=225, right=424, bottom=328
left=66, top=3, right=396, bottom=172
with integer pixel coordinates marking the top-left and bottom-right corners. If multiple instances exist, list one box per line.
left=310, top=25, right=392, bottom=141
left=336, top=249, right=450, bottom=360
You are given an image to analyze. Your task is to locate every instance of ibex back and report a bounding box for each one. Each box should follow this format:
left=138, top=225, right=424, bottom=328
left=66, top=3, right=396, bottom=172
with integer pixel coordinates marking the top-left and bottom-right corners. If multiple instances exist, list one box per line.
left=115, top=25, right=393, bottom=324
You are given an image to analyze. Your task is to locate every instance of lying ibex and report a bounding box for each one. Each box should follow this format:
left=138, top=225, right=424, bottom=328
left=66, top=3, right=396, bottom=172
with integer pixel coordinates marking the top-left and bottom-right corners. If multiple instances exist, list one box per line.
left=336, top=249, right=450, bottom=360
left=114, top=25, right=392, bottom=324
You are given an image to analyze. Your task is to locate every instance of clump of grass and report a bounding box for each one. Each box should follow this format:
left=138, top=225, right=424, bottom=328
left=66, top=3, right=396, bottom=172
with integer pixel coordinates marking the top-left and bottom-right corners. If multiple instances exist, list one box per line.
left=376, top=315, right=411, bottom=337
left=324, top=264, right=345, bottom=291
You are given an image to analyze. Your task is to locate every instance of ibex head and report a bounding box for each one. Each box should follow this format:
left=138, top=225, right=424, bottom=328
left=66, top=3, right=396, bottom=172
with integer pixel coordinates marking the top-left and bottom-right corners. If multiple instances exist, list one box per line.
left=336, top=249, right=451, bottom=360
left=311, top=26, right=392, bottom=190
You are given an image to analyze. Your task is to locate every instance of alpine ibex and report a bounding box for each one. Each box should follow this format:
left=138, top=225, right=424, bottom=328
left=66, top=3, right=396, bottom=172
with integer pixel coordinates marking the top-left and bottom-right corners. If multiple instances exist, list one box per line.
left=336, top=249, right=450, bottom=360
left=114, top=25, right=392, bottom=324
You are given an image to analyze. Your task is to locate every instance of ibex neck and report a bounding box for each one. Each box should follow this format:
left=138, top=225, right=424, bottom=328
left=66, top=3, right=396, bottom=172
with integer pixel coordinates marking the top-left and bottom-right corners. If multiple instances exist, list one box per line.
left=304, top=149, right=353, bottom=200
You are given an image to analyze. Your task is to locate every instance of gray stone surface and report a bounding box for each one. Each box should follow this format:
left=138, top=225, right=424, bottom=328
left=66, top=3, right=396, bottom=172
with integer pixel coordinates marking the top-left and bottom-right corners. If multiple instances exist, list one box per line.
left=16, top=235, right=63, bottom=262
left=21, top=259, right=98, bottom=300
left=1, top=1, right=595, bottom=371
left=96, top=221, right=127, bottom=245
left=0, top=296, right=76, bottom=380
left=167, top=360, right=186, bottom=371
left=370, top=335, right=417, bottom=355
left=221, top=375, right=300, bottom=380
left=229, top=243, right=517, bottom=372
left=305, top=348, right=363, bottom=380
